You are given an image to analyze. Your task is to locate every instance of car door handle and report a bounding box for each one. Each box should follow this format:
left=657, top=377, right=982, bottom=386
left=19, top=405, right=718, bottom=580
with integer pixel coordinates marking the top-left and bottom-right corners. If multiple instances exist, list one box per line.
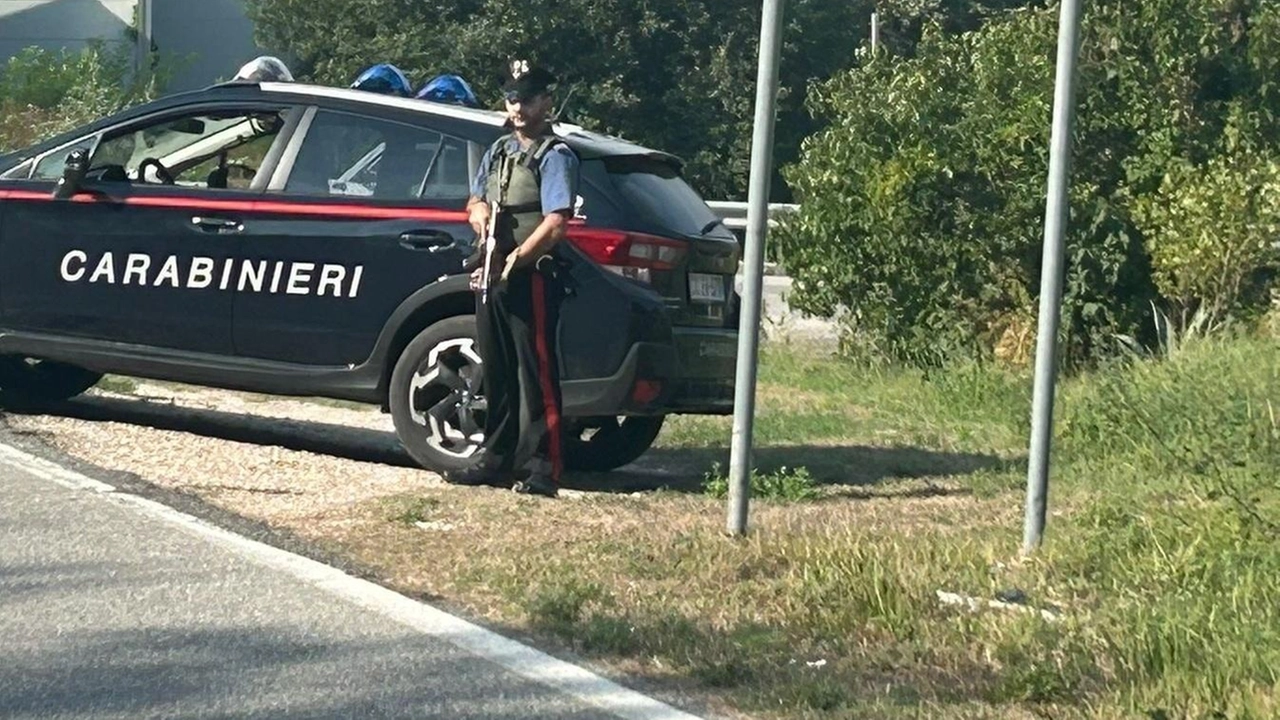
left=191, top=216, right=244, bottom=234
left=399, top=231, right=456, bottom=253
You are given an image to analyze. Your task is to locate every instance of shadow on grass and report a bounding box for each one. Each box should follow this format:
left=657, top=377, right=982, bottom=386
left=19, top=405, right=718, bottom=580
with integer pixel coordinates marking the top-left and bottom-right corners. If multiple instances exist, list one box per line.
left=511, top=586, right=1020, bottom=716
left=1, top=395, right=1016, bottom=497
left=576, top=444, right=1017, bottom=495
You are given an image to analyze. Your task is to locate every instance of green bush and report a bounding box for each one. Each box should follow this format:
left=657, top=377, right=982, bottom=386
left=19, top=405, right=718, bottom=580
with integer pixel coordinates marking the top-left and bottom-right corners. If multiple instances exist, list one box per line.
left=1132, top=153, right=1280, bottom=333
left=777, top=0, right=1280, bottom=366
left=0, top=42, right=168, bottom=154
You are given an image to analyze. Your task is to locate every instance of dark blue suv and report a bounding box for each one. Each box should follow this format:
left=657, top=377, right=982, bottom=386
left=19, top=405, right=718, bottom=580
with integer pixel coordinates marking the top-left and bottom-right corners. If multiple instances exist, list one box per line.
left=0, top=81, right=741, bottom=473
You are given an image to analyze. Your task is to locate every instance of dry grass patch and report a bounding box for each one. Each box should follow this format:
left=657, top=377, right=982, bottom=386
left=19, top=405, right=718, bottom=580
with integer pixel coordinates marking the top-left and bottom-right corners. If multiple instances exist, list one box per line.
left=328, top=486, right=1048, bottom=718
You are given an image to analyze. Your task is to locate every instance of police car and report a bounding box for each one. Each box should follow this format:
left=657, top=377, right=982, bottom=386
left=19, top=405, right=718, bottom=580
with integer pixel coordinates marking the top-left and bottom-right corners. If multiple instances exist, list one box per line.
left=0, top=80, right=741, bottom=473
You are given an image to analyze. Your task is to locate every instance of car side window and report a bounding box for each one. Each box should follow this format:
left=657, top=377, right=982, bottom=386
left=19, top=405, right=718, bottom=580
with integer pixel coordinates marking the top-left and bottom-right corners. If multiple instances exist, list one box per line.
left=282, top=109, right=464, bottom=202
left=0, top=159, right=35, bottom=179
left=418, top=134, right=472, bottom=201
left=28, top=136, right=100, bottom=180
left=85, top=108, right=290, bottom=190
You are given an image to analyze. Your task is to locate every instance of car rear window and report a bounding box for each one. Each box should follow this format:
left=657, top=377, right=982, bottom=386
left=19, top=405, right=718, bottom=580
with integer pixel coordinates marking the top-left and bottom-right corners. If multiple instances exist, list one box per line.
left=603, top=155, right=722, bottom=237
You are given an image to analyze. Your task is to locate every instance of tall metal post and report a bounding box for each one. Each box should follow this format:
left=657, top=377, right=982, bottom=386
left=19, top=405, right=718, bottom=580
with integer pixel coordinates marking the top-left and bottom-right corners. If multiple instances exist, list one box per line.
left=1023, top=0, right=1085, bottom=554
left=726, top=0, right=786, bottom=536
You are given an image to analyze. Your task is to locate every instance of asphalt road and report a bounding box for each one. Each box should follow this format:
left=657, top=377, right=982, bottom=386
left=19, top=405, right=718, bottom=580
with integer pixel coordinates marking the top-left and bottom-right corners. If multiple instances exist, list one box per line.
left=0, top=450, right=702, bottom=720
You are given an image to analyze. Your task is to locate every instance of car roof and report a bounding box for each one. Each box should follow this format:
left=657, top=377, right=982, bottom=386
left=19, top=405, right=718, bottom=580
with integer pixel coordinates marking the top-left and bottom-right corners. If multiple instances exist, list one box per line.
left=253, top=82, right=683, bottom=166
left=3, top=81, right=685, bottom=171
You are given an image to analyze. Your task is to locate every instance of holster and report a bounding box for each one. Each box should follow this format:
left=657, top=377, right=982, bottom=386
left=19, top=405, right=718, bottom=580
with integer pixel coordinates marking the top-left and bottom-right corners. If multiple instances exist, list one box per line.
left=535, top=253, right=577, bottom=299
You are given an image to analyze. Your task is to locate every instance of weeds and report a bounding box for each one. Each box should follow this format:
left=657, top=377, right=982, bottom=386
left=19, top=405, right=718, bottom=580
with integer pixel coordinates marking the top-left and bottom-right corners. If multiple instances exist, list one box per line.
left=386, top=496, right=440, bottom=525
left=701, top=463, right=821, bottom=501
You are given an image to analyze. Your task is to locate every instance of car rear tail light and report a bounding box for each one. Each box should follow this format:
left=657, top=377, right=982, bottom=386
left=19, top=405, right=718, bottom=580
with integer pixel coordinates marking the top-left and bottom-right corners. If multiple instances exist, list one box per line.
left=631, top=379, right=664, bottom=405
left=565, top=228, right=687, bottom=281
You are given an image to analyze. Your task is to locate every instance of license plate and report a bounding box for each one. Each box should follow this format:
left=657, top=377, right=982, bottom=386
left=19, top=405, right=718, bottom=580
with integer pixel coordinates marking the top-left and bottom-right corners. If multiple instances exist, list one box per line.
left=688, top=273, right=726, bottom=303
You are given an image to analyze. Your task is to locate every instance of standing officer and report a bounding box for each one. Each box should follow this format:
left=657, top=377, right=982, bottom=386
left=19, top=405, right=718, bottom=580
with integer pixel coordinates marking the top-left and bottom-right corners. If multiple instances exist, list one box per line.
left=447, top=60, right=579, bottom=498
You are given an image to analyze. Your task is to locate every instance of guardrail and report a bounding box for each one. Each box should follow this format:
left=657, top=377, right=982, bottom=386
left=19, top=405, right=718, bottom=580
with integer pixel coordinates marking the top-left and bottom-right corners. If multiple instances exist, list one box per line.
left=706, top=201, right=800, bottom=272
left=706, top=201, right=800, bottom=232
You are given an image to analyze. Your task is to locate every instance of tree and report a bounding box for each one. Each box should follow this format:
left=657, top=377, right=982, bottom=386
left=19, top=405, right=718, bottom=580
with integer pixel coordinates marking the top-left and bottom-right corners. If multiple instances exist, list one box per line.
left=245, top=0, right=1030, bottom=201
left=775, top=0, right=1280, bottom=366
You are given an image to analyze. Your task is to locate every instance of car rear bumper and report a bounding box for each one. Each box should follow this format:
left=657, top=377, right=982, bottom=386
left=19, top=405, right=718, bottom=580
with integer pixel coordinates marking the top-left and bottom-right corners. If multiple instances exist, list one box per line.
left=664, top=327, right=737, bottom=414
left=561, top=341, right=678, bottom=417
left=560, top=327, right=738, bottom=418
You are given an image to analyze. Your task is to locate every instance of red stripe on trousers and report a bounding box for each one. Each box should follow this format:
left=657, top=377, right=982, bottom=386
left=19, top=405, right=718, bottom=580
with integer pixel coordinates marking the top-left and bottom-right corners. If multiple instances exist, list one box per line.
left=530, top=274, right=562, bottom=482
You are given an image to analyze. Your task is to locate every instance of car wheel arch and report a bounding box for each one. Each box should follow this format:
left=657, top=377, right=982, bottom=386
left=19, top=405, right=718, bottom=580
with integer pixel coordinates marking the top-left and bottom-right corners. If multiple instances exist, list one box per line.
left=371, top=275, right=474, bottom=405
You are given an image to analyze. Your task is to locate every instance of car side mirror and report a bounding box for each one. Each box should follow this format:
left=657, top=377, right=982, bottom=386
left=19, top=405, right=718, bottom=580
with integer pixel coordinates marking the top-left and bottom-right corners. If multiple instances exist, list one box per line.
left=52, top=148, right=89, bottom=200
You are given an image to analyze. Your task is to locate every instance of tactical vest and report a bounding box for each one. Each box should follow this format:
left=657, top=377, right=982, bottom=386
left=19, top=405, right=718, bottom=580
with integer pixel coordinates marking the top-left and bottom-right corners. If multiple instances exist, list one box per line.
left=483, top=132, right=565, bottom=252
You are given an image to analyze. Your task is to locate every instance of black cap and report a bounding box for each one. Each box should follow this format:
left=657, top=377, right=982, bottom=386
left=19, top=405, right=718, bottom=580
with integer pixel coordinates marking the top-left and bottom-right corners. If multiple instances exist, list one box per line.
left=502, top=59, right=557, bottom=102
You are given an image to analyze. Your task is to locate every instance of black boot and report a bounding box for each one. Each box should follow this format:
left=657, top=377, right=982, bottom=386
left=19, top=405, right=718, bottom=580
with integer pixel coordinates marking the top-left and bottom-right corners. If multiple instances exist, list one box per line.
left=511, top=459, right=558, bottom=498
left=512, top=476, right=558, bottom=497
left=442, top=461, right=509, bottom=487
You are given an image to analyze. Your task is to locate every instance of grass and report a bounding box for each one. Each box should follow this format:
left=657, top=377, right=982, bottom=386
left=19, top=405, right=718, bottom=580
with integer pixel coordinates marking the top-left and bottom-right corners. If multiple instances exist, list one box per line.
left=331, top=333, right=1280, bottom=719
left=76, top=331, right=1275, bottom=718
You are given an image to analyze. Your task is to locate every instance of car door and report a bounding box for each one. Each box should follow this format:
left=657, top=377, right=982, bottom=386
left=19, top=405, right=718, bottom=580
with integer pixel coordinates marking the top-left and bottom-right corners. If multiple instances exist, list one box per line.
left=230, top=106, right=476, bottom=367
left=0, top=102, right=300, bottom=356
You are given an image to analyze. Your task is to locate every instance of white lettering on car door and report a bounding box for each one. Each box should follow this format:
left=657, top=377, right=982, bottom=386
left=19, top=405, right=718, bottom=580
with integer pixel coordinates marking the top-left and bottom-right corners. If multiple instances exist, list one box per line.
left=238, top=260, right=267, bottom=292
left=88, top=253, right=116, bottom=284
left=122, top=253, right=151, bottom=285
left=316, top=264, right=346, bottom=297
left=348, top=265, right=364, bottom=298
left=269, top=261, right=284, bottom=294
left=60, top=250, right=88, bottom=281
left=189, top=257, right=215, bottom=289
left=219, top=258, right=235, bottom=290
left=59, top=253, right=369, bottom=298
left=286, top=262, right=314, bottom=295
left=153, top=255, right=181, bottom=287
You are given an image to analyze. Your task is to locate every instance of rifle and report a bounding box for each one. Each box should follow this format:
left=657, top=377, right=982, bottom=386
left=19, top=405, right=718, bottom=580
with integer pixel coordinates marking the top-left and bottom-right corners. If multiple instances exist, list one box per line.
left=479, top=200, right=499, bottom=305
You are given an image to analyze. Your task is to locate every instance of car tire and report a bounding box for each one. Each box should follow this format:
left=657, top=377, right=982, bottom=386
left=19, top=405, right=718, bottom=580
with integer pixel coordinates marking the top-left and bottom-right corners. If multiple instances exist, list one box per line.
left=0, top=357, right=103, bottom=407
left=388, top=315, right=488, bottom=474
left=563, top=415, right=666, bottom=472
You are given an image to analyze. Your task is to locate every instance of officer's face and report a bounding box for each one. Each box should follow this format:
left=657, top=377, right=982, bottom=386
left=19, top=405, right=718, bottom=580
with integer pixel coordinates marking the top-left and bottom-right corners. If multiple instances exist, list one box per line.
left=505, top=92, right=553, bottom=130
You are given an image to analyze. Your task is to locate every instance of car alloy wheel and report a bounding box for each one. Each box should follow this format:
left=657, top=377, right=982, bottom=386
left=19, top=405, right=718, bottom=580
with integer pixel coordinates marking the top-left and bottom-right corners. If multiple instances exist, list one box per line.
left=407, top=336, right=486, bottom=459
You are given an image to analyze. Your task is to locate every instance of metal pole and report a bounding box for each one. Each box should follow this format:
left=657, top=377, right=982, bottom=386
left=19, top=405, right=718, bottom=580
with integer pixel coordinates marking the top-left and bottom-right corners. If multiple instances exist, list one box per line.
left=870, top=11, right=879, bottom=53
left=1023, top=0, right=1084, bottom=554
left=726, top=0, right=786, bottom=536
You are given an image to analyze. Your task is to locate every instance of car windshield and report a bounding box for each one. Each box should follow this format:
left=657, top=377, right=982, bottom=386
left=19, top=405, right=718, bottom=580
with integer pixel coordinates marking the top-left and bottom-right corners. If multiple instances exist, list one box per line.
left=603, top=155, right=724, bottom=237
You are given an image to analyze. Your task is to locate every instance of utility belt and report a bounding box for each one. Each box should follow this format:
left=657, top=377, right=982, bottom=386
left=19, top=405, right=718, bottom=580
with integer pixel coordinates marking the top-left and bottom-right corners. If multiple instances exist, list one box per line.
left=461, top=215, right=577, bottom=299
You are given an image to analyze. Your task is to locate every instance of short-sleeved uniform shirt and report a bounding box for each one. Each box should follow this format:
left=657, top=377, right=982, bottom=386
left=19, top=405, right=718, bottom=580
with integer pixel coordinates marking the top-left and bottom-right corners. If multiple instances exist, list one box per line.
left=470, top=135, right=580, bottom=216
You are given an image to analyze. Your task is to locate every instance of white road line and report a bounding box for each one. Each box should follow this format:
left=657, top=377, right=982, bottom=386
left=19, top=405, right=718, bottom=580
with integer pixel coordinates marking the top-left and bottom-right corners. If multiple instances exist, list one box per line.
left=0, top=442, right=706, bottom=720
left=0, top=442, right=117, bottom=493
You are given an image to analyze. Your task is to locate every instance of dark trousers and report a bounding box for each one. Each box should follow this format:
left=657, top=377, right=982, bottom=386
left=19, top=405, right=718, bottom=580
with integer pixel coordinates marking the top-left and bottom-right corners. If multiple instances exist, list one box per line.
left=475, top=266, right=565, bottom=483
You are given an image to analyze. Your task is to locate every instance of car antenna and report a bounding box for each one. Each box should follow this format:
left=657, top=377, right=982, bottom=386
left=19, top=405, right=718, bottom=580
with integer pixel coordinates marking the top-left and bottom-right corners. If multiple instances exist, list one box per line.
left=551, top=83, right=578, bottom=125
